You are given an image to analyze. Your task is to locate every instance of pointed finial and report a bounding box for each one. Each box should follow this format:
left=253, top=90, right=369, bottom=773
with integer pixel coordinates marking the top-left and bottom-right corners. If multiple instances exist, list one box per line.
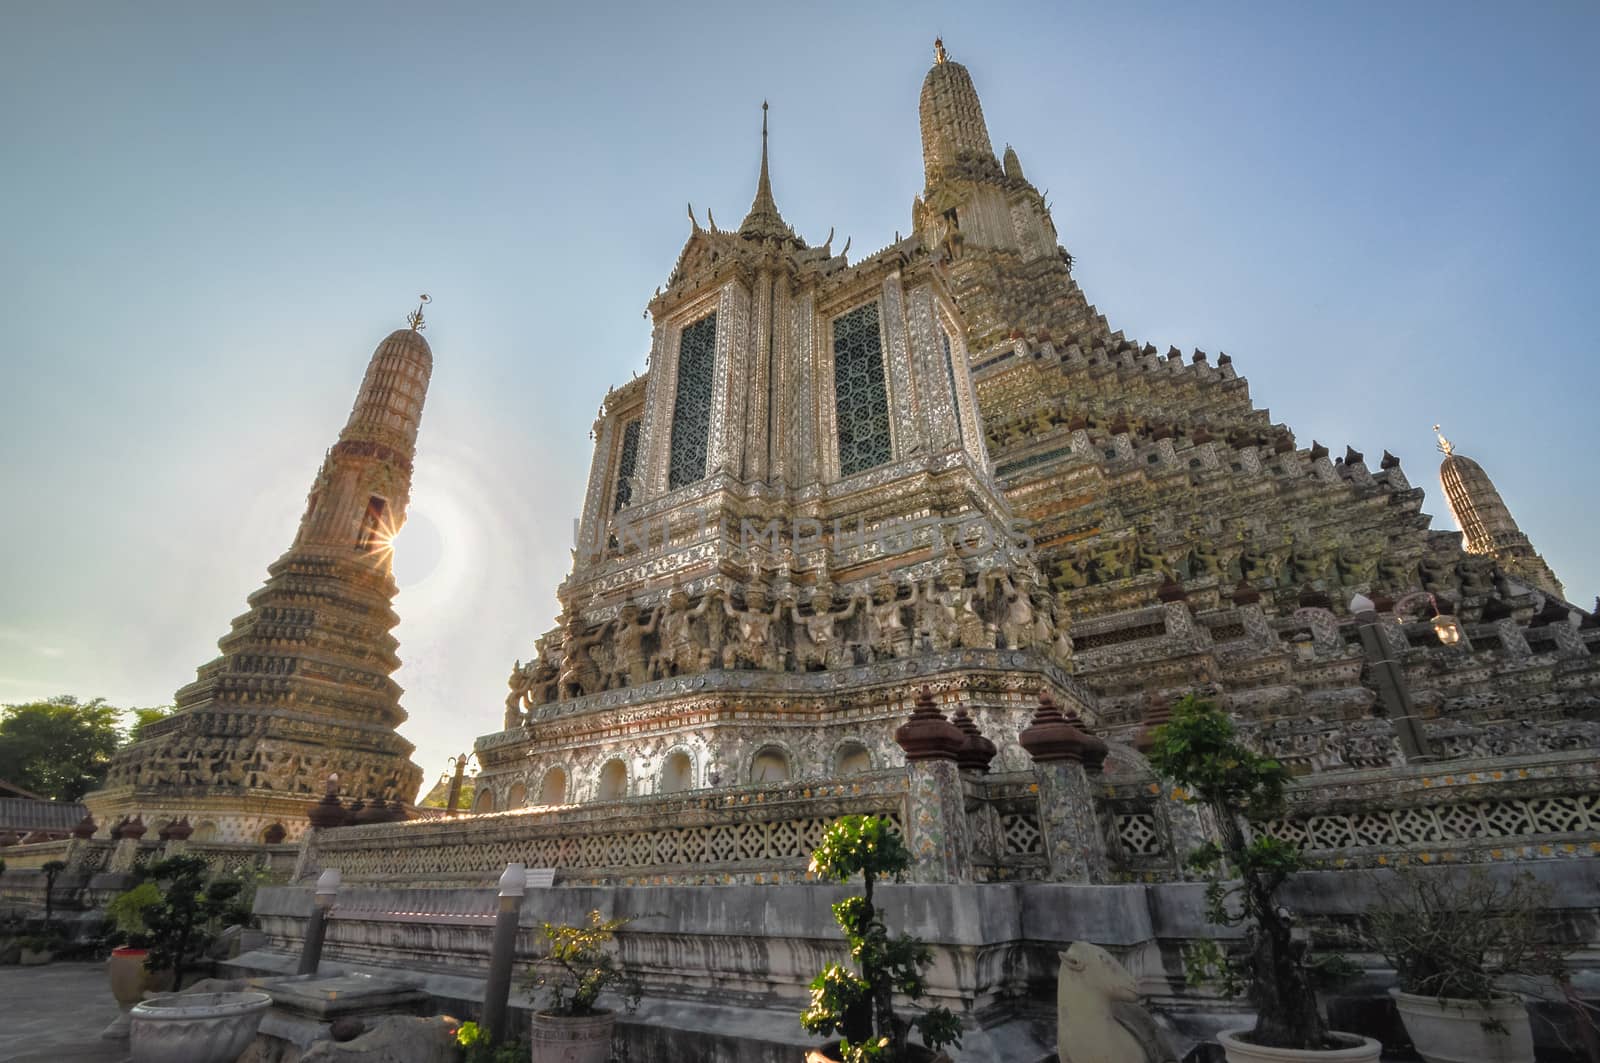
left=1433, top=424, right=1455, bottom=457
left=407, top=293, right=431, bottom=332
left=934, top=37, right=947, bottom=64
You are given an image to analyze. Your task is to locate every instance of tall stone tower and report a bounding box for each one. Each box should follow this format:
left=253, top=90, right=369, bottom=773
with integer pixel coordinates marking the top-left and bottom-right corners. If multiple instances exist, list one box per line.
left=89, top=308, right=434, bottom=842
left=1435, top=427, right=1563, bottom=597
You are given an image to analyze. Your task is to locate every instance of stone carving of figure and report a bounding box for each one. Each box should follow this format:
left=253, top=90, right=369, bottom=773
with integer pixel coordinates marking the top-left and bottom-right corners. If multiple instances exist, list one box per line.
left=722, top=587, right=784, bottom=670
left=1376, top=554, right=1413, bottom=590
left=791, top=585, right=859, bottom=671
left=1236, top=536, right=1269, bottom=582
left=505, top=662, right=533, bottom=729
left=1335, top=545, right=1372, bottom=587
left=1051, top=553, right=1092, bottom=591
left=1057, top=942, right=1177, bottom=1063
left=1456, top=554, right=1496, bottom=598
left=1189, top=537, right=1222, bottom=579
left=1089, top=538, right=1133, bottom=584
left=991, top=571, right=1038, bottom=650
left=653, top=587, right=716, bottom=677
left=558, top=619, right=612, bottom=700
left=1418, top=554, right=1455, bottom=595
left=862, top=578, right=918, bottom=660
left=1133, top=535, right=1165, bottom=577
left=918, top=573, right=961, bottom=651
left=613, top=600, right=662, bottom=687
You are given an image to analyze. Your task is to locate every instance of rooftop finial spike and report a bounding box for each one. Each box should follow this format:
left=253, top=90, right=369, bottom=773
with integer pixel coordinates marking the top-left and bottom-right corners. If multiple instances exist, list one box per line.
left=1433, top=424, right=1454, bottom=457
left=739, top=99, right=789, bottom=240
left=934, top=37, right=947, bottom=64
left=407, top=293, right=431, bottom=332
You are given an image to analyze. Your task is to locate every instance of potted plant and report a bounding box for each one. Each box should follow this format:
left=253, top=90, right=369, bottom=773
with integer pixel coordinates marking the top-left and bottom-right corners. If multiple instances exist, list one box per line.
left=1357, top=865, right=1565, bottom=1063
left=106, top=880, right=166, bottom=1008
left=524, top=909, right=640, bottom=1063
left=800, top=815, right=963, bottom=1063
left=136, top=854, right=249, bottom=990
left=18, top=930, right=64, bottom=965
left=1147, top=695, right=1379, bottom=1062
left=455, top=1020, right=527, bottom=1063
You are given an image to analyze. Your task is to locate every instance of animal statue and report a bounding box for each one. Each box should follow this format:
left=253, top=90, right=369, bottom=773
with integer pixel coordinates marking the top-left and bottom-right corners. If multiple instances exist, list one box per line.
left=1057, top=942, right=1177, bottom=1063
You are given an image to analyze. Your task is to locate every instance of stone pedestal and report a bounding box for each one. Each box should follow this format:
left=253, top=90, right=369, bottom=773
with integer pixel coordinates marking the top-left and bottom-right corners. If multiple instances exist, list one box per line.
left=894, top=688, right=972, bottom=884
left=1019, top=690, right=1109, bottom=884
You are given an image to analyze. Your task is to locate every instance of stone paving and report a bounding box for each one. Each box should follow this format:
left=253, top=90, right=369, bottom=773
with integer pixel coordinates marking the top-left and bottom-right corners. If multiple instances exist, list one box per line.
left=0, top=962, right=127, bottom=1063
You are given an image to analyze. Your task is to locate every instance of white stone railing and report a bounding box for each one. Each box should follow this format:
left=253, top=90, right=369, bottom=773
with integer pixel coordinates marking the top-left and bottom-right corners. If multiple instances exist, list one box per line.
left=304, top=771, right=911, bottom=887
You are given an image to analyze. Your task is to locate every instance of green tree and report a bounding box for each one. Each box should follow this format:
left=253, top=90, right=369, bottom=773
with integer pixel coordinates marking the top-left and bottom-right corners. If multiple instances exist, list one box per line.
left=125, top=706, right=175, bottom=744
left=0, top=696, right=124, bottom=800
left=1147, top=694, right=1343, bottom=1050
left=801, top=815, right=962, bottom=1062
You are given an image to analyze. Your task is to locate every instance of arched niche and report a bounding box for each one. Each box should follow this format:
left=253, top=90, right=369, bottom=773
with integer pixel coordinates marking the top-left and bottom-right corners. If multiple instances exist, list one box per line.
left=473, top=788, right=496, bottom=813
left=660, top=750, right=695, bottom=794
left=833, top=740, right=872, bottom=776
left=750, top=745, right=792, bottom=784
left=507, top=782, right=527, bottom=809
left=192, top=820, right=220, bottom=842
left=539, top=766, right=569, bottom=806
left=596, top=759, right=628, bottom=801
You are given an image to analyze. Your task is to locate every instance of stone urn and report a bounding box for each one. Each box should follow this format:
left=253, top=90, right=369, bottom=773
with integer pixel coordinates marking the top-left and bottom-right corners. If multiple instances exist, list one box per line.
left=1217, top=1029, right=1382, bottom=1063
left=129, top=991, right=272, bottom=1063
left=529, top=1009, right=614, bottom=1063
left=1392, top=990, right=1534, bottom=1063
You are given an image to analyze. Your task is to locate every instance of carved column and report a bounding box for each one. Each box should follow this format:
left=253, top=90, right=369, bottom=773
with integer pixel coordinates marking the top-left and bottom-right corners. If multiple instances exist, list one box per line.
left=1019, top=691, right=1109, bottom=884
left=893, top=688, right=972, bottom=884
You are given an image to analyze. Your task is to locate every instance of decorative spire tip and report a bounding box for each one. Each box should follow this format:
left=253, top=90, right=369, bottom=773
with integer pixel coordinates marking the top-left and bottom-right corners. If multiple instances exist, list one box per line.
left=407, top=293, right=431, bottom=332
left=1433, top=424, right=1454, bottom=457
left=934, top=37, right=947, bottom=64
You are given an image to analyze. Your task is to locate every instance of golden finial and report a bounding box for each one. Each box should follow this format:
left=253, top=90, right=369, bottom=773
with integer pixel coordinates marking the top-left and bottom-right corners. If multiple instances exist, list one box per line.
left=407, top=293, right=432, bottom=332
left=934, top=37, right=947, bottom=64
left=1433, top=424, right=1455, bottom=457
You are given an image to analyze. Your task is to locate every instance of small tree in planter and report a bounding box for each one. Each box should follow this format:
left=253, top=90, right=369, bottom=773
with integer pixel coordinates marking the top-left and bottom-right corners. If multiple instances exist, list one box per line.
left=40, top=859, right=68, bottom=926
left=524, top=909, right=640, bottom=1063
left=1358, top=865, right=1569, bottom=1062
left=800, top=815, right=963, bottom=1063
left=137, top=855, right=250, bottom=988
left=1147, top=695, right=1370, bottom=1060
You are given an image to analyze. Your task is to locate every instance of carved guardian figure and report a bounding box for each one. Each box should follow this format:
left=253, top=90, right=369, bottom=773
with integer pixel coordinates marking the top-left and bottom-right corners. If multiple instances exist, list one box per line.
left=1057, top=942, right=1176, bottom=1063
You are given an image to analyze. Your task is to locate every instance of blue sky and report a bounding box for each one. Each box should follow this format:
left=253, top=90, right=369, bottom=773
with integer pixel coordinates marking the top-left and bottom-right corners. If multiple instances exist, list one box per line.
left=3, top=2, right=1595, bottom=792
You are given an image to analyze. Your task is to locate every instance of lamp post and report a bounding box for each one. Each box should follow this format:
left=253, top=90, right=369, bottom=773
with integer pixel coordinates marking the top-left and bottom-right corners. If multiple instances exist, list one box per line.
left=296, top=868, right=341, bottom=975
left=444, top=751, right=480, bottom=815
left=481, top=863, right=525, bottom=1044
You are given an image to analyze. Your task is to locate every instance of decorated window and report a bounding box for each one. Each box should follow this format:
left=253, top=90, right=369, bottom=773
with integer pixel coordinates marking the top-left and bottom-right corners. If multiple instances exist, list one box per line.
left=832, top=301, right=892, bottom=476
left=612, top=419, right=641, bottom=512
left=355, top=495, right=388, bottom=552
left=668, top=313, right=717, bottom=489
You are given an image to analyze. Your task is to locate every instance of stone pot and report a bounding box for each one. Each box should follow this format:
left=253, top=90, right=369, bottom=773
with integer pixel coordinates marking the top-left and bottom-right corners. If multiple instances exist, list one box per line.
left=129, top=990, right=272, bottom=1063
left=1392, top=989, right=1534, bottom=1063
left=109, top=947, right=153, bottom=1009
left=529, top=1008, right=614, bottom=1063
left=1218, top=1029, right=1382, bottom=1063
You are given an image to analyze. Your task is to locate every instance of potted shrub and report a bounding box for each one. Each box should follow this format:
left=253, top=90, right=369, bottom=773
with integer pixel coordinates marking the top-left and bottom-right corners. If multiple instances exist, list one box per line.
left=800, top=814, right=963, bottom=1063
left=454, top=1020, right=527, bottom=1063
left=524, top=909, right=640, bottom=1063
left=1147, top=695, right=1379, bottom=1062
left=18, top=930, right=64, bottom=965
left=1358, top=865, right=1565, bottom=1063
left=106, top=880, right=166, bottom=1008
left=137, top=854, right=249, bottom=989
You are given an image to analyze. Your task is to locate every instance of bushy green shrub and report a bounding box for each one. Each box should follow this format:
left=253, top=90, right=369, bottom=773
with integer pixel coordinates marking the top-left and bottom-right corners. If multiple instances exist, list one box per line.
left=800, top=815, right=962, bottom=1062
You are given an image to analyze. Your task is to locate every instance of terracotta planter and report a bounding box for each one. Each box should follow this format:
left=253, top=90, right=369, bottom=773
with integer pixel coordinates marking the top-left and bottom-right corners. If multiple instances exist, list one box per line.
left=129, top=990, right=272, bottom=1063
left=110, top=947, right=151, bottom=1009
left=529, top=1008, right=614, bottom=1063
left=1392, top=990, right=1534, bottom=1063
left=1218, top=1029, right=1382, bottom=1063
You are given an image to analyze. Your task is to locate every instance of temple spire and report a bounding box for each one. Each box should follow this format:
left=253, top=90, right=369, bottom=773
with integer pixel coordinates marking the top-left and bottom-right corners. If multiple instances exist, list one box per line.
left=739, top=101, right=791, bottom=240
